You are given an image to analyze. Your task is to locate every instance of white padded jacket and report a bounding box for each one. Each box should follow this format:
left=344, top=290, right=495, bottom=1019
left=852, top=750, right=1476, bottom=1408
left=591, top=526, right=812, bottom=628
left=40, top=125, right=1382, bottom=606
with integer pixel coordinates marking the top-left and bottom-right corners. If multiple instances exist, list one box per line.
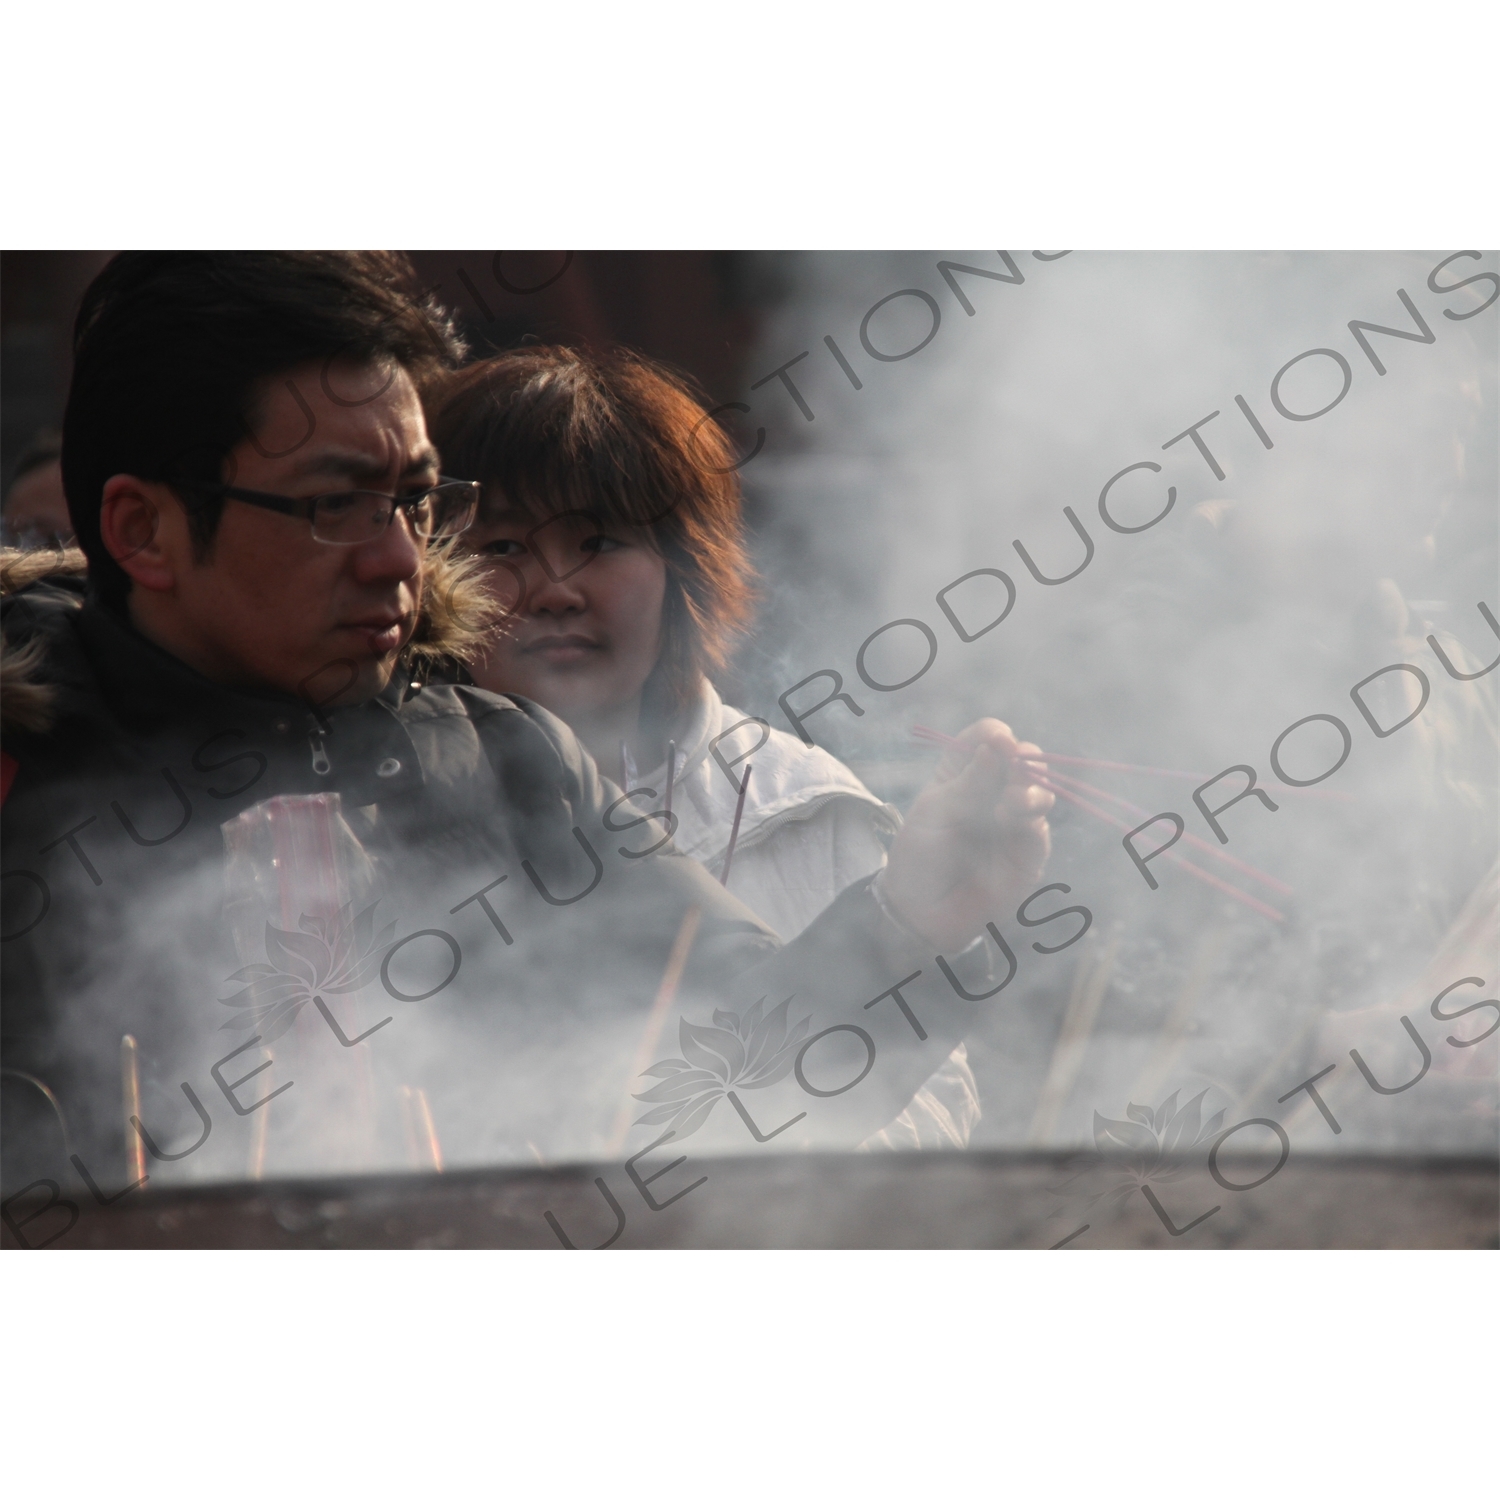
left=626, top=679, right=981, bottom=1149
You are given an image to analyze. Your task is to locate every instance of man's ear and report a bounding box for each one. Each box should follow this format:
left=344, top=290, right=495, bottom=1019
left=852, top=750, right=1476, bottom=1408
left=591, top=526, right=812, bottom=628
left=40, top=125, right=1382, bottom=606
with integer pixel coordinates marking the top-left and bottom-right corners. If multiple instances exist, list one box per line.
left=99, top=476, right=178, bottom=593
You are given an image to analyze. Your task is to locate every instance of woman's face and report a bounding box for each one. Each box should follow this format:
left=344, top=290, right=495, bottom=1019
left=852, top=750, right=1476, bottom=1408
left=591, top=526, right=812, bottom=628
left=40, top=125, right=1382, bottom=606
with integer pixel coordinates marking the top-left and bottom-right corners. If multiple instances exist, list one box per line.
left=464, top=505, right=669, bottom=719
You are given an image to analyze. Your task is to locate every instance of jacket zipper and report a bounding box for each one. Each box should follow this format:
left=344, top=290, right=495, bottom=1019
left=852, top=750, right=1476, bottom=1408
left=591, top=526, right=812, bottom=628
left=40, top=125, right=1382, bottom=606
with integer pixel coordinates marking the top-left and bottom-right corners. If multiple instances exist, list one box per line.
left=309, top=729, right=332, bottom=776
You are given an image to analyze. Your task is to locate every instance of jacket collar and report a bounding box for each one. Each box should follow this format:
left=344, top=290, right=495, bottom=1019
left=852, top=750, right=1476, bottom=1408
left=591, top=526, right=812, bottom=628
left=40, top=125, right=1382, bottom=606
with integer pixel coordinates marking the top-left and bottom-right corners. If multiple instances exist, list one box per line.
left=633, top=677, right=898, bottom=863
left=75, top=593, right=327, bottom=737
left=72, top=593, right=424, bottom=799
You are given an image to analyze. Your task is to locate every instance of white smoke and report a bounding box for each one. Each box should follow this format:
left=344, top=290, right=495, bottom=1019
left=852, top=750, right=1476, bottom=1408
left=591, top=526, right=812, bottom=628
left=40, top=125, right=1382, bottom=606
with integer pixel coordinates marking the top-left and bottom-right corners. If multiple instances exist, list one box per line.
left=729, top=249, right=1499, bottom=1157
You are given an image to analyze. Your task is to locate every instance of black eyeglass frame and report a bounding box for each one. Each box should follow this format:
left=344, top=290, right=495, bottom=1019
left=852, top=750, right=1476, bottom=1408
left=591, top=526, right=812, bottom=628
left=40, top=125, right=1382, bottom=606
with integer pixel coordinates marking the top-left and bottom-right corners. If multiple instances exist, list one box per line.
left=178, top=476, right=480, bottom=545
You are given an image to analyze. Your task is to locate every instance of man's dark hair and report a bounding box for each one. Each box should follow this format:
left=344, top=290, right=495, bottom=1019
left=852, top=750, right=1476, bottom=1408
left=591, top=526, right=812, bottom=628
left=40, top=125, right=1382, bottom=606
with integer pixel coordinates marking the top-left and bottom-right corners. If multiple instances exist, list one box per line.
left=62, top=252, right=466, bottom=609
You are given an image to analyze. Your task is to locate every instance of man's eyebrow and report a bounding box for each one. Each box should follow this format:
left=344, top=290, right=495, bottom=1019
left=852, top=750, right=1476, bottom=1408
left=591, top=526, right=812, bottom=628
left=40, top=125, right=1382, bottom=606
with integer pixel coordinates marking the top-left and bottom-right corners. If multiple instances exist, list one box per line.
left=402, top=445, right=441, bottom=477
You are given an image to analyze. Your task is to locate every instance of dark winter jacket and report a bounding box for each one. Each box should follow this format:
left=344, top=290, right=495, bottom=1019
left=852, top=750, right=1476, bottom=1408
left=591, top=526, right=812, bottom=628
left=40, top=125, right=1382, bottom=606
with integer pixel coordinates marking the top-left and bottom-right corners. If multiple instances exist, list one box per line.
left=1, top=553, right=984, bottom=1193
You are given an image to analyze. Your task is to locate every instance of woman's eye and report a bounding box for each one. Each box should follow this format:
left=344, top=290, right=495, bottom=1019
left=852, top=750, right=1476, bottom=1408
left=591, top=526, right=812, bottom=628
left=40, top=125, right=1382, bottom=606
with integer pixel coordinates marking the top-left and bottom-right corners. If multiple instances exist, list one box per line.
left=580, top=534, right=622, bottom=554
left=483, top=539, right=526, bottom=557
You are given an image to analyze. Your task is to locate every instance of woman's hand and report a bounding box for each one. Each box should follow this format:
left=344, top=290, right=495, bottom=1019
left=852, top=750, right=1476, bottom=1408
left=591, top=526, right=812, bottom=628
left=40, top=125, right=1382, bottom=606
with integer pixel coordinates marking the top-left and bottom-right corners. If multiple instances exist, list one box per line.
left=880, top=718, right=1054, bottom=951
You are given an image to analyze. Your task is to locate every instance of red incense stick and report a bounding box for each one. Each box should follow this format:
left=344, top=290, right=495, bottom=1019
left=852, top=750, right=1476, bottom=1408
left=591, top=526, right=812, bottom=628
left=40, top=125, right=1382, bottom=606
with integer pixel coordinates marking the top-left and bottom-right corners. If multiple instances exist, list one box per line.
left=1030, top=769, right=1286, bottom=923
left=1044, top=767, right=1294, bottom=897
left=1021, top=750, right=1348, bottom=802
left=911, top=726, right=1350, bottom=801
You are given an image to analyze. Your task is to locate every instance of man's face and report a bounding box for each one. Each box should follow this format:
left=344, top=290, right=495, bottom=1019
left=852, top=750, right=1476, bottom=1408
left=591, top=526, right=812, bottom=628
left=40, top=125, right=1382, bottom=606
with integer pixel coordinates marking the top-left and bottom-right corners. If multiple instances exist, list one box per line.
left=136, top=358, right=437, bottom=705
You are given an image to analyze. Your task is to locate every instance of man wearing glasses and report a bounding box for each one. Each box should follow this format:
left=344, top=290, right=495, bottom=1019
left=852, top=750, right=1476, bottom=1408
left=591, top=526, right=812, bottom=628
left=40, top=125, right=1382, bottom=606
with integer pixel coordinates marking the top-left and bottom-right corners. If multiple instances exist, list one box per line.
left=1, top=253, right=1051, bottom=1206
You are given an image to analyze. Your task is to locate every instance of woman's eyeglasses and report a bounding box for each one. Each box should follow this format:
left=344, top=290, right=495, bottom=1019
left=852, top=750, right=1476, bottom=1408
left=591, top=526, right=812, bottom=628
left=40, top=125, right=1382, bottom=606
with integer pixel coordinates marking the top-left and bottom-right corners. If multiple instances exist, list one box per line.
left=184, top=478, right=480, bottom=546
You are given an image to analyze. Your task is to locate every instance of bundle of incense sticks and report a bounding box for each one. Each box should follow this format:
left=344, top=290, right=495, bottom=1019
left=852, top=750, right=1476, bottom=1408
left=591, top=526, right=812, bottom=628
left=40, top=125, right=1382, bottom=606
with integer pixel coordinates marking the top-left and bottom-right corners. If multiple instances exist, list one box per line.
left=911, top=725, right=1288, bottom=922
left=943, top=741, right=1351, bottom=802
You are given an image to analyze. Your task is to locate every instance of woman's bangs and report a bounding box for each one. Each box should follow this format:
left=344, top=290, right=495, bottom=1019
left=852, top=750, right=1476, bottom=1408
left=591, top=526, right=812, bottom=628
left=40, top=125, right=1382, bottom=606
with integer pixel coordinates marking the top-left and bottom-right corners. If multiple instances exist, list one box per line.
left=478, top=450, right=670, bottom=536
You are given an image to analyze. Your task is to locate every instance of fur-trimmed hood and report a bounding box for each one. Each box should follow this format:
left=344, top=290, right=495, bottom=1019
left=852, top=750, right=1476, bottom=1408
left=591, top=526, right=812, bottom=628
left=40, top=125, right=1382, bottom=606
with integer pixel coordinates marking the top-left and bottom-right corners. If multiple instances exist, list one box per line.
left=0, top=546, right=86, bottom=736
left=0, top=544, right=498, bottom=740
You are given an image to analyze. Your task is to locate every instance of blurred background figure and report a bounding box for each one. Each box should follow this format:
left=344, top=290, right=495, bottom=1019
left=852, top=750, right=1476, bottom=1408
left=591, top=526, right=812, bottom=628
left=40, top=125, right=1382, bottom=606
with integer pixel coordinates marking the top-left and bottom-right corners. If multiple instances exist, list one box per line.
left=2, top=427, right=70, bottom=547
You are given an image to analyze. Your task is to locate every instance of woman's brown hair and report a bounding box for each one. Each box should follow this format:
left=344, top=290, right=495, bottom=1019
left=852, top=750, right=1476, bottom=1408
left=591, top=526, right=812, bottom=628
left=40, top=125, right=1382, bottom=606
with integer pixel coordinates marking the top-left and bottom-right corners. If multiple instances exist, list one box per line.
left=426, top=346, right=757, bottom=718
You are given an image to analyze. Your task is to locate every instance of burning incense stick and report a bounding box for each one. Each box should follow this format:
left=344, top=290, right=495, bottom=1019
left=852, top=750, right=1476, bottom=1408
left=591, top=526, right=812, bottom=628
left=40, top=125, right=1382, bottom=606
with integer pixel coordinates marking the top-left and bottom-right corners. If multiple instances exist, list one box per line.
left=1027, top=922, right=1123, bottom=1144
left=607, top=903, right=703, bottom=1153
left=398, top=1084, right=445, bottom=1172
left=248, top=1058, right=271, bottom=1179
left=663, top=740, right=677, bottom=822
left=414, top=1088, right=444, bottom=1172
left=719, top=766, right=752, bottom=887
left=121, top=1034, right=146, bottom=1187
